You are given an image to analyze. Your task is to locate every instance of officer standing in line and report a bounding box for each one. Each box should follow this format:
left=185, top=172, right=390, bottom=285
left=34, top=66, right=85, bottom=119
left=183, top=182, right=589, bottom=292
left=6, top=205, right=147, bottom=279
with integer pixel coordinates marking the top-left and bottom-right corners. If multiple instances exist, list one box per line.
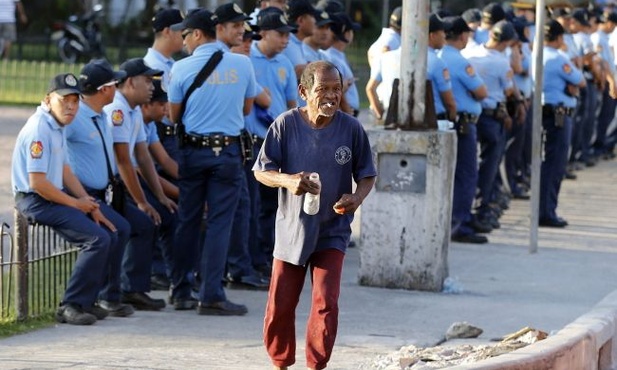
left=284, top=0, right=318, bottom=79
left=214, top=2, right=270, bottom=291
left=462, top=20, right=519, bottom=229
left=105, top=58, right=175, bottom=311
left=325, top=12, right=362, bottom=117
left=168, top=9, right=258, bottom=315
left=65, top=60, right=134, bottom=318
left=143, top=8, right=184, bottom=164
left=365, top=45, right=400, bottom=122
left=539, top=20, right=585, bottom=227
left=367, top=6, right=401, bottom=69
left=427, top=14, right=456, bottom=123
left=470, top=2, right=506, bottom=47
left=302, top=10, right=334, bottom=63
left=439, top=16, right=489, bottom=244
left=12, top=73, right=114, bottom=325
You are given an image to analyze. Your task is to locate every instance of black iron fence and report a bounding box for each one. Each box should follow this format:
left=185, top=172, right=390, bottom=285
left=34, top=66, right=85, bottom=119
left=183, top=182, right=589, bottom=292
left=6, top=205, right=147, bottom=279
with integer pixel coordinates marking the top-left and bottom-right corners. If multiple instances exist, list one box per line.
left=0, top=210, right=78, bottom=322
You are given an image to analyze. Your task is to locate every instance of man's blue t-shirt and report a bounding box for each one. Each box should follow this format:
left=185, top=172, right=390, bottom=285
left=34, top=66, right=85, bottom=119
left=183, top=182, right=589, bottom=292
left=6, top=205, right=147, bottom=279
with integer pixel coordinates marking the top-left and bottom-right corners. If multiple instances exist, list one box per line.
left=253, top=108, right=377, bottom=266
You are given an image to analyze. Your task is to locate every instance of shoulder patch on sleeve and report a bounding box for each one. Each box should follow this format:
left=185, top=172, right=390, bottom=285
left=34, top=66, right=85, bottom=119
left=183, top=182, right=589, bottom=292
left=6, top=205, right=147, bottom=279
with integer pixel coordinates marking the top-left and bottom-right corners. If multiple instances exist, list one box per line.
left=506, top=69, right=514, bottom=79
left=443, top=68, right=450, bottom=80
left=30, top=141, right=43, bottom=159
left=111, top=109, right=124, bottom=126
left=465, top=64, right=475, bottom=76
left=563, top=63, right=572, bottom=74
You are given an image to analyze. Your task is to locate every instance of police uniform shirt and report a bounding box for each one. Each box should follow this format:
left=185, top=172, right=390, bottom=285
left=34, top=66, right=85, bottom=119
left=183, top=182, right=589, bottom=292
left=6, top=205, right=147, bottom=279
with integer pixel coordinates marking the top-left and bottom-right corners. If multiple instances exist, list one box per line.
left=609, top=31, right=617, bottom=67
left=253, top=109, right=377, bottom=266
left=245, top=42, right=297, bottom=138
left=512, top=43, right=533, bottom=98
left=563, top=33, right=581, bottom=61
left=301, top=42, right=330, bottom=63
left=438, top=44, right=484, bottom=116
left=168, top=43, right=258, bottom=136
left=65, top=101, right=117, bottom=190
left=542, top=46, right=584, bottom=108
left=144, top=121, right=161, bottom=145
left=462, top=44, right=513, bottom=109
left=427, top=46, right=452, bottom=115
left=104, top=90, right=147, bottom=167
left=323, top=47, right=360, bottom=111
left=144, top=48, right=174, bottom=91
left=367, top=27, right=401, bottom=66
left=572, top=31, right=594, bottom=57
left=282, top=33, right=307, bottom=68
left=12, top=105, right=67, bottom=194
left=591, top=30, right=616, bottom=74
left=369, top=47, right=401, bottom=112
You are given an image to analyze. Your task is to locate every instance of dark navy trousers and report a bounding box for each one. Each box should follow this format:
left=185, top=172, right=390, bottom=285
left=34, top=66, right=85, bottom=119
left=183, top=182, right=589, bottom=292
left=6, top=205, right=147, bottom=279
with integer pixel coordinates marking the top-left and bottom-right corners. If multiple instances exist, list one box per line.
left=594, top=87, right=617, bottom=156
left=451, top=123, right=478, bottom=237
left=227, top=170, right=254, bottom=278
left=505, top=102, right=531, bottom=194
left=171, top=143, right=242, bottom=304
left=16, top=193, right=113, bottom=308
left=121, top=198, right=156, bottom=293
left=539, top=114, right=573, bottom=221
left=476, top=114, right=506, bottom=217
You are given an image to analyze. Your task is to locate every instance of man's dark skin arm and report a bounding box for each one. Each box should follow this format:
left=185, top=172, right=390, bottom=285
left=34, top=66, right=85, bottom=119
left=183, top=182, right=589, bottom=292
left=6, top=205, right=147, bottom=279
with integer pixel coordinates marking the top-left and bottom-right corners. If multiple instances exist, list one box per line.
left=254, top=170, right=376, bottom=215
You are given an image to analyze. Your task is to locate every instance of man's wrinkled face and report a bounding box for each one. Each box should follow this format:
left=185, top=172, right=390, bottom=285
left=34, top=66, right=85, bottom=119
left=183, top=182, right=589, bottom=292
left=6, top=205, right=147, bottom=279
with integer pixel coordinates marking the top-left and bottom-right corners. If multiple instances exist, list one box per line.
left=46, top=92, right=79, bottom=126
left=301, top=67, right=342, bottom=118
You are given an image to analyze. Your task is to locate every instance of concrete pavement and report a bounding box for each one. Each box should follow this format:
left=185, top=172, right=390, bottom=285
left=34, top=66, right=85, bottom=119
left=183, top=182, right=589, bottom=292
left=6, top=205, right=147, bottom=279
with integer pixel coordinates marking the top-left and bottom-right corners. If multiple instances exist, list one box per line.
left=0, top=106, right=617, bottom=369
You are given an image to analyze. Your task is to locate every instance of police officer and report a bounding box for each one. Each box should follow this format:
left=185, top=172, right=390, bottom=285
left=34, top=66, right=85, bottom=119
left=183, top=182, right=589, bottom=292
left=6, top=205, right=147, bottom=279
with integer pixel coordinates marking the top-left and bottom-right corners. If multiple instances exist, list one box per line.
left=215, top=2, right=270, bottom=290
left=540, top=20, right=586, bottom=227
left=439, top=16, right=489, bottom=244
left=462, top=20, right=519, bottom=229
left=168, top=9, right=257, bottom=315
left=105, top=58, right=175, bottom=311
left=12, top=73, right=113, bottom=325
left=65, top=60, right=134, bottom=317
left=365, top=45, right=400, bottom=122
left=471, top=2, right=506, bottom=47
left=284, top=0, right=318, bottom=78
left=302, top=10, right=335, bottom=63
left=428, top=13, right=456, bottom=123
left=144, top=8, right=184, bottom=165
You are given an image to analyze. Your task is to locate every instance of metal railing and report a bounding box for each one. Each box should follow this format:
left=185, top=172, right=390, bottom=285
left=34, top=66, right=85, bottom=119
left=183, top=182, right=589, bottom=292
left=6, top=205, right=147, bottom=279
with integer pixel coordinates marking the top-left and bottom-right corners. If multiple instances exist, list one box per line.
left=0, top=210, right=78, bottom=321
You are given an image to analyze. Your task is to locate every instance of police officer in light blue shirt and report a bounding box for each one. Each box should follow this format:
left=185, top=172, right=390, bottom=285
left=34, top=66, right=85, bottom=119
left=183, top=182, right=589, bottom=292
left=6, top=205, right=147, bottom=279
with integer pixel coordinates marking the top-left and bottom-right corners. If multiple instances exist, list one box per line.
left=144, top=9, right=184, bottom=165
left=428, top=14, right=456, bottom=121
left=65, top=60, right=134, bottom=317
left=367, top=6, right=401, bottom=69
left=284, top=0, right=318, bottom=78
left=462, top=20, right=519, bottom=229
left=168, top=10, right=257, bottom=316
left=105, top=58, right=175, bottom=312
left=325, top=12, right=361, bottom=116
left=439, top=16, right=489, bottom=244
left=301, top=10, right=334, bottom=63
left=12, top=73, right=115, bottom=325
left=539, top=20, right=585, bottom=227
left=471, top=2, right=506, bottom=47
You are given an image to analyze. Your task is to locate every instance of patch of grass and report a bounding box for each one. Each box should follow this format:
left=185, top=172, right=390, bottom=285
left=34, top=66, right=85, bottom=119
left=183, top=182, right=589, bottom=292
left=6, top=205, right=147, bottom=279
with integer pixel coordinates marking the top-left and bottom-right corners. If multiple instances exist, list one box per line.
left=0, top=312, right=56, bottom=338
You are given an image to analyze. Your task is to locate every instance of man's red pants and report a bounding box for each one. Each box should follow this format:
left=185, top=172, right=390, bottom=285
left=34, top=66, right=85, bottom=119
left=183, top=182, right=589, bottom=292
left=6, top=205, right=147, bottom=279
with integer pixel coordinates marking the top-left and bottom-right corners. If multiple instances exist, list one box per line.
left=263, top=248, right=345, bottom=370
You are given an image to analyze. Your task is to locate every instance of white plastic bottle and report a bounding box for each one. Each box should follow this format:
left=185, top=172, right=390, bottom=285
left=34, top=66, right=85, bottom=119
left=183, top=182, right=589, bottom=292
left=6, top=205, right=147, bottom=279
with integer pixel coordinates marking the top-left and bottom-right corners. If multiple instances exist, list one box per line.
left=303, top=173, right=321, bottom=215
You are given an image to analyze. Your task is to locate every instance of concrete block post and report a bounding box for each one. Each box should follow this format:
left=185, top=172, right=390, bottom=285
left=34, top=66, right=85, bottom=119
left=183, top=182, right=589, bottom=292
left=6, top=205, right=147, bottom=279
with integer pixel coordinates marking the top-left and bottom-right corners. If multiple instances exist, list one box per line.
left=359, top=129, right=457, bottom=292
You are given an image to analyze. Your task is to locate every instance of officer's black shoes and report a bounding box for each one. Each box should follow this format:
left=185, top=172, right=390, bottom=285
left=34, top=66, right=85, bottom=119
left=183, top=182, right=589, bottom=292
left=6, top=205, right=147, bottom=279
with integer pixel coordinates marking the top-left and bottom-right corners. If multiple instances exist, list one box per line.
left=451, top=233, right=488, bottom=244
left=83, top=303, right=109, bottom=320
left=121, top=292, right=166, bottom=311
left=173, top=298, right=198, bottom=311
left=98, top=300, right=135, bottom=317
left=511, top=190, right=530, bottom=200
left=539, top=217, right=568, bottom=228
left=226, top=273, right=269, bottom=291
left=55, top=303, right=97, bottom=325
left=470, top=217, right=493, bottom=234
left=150, top=274, right=171, bottom=291
left=564, top=169, right=578, bottom=180
left=197, top=300, right=248, bottom=316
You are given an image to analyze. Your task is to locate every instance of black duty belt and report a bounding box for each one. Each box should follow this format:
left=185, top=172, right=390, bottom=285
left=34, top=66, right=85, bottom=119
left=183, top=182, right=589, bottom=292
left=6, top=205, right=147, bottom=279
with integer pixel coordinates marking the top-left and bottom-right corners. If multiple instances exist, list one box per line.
left=181, top=133, right=239, bottom=154
left=252, top=134, right=265, bottom=147
left=155, top=122, right=175, bottom=138
left=436, top=113, right=448, bottom=120
left=542, top=105, right=575, bottom=117
left=481, top=108, right=497, bottom=117
left=457, top=112, right=479, bottom=124
left=14, top=191, right=29, bottom=201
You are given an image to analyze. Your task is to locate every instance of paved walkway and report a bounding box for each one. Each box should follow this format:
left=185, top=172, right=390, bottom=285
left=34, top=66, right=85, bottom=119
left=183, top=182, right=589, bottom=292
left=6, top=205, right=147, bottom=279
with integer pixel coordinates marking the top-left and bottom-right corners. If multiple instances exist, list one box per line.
left=0, top=106, right=617, bottom=369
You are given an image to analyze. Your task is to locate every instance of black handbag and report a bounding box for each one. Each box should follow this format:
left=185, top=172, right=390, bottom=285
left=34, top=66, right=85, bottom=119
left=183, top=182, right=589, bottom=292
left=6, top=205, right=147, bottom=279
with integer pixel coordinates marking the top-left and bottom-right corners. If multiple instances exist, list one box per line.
left=92, top=117, right=126, bottom=215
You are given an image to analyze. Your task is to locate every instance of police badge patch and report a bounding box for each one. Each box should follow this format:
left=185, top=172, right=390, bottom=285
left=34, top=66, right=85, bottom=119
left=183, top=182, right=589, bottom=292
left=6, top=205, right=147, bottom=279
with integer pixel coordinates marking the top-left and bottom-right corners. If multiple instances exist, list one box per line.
left=111, top=109, right=124, bottom=126
left=30, top=141, right=43, bottom=159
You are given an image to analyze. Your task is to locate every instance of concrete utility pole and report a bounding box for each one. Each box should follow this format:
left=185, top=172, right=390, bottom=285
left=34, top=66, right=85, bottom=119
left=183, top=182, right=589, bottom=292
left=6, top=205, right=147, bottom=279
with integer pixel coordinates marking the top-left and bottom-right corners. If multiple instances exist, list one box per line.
left=398, top=0, right=428, bottom=129
left=529, top=0, right=547, bottom=253
left=360, top=0, right=456, bottom=292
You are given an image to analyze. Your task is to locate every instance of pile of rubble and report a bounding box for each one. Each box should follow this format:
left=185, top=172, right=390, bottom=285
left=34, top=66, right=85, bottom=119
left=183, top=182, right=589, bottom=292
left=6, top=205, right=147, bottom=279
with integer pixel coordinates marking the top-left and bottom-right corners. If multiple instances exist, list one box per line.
left=361, top=323, right=548, bottom=370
